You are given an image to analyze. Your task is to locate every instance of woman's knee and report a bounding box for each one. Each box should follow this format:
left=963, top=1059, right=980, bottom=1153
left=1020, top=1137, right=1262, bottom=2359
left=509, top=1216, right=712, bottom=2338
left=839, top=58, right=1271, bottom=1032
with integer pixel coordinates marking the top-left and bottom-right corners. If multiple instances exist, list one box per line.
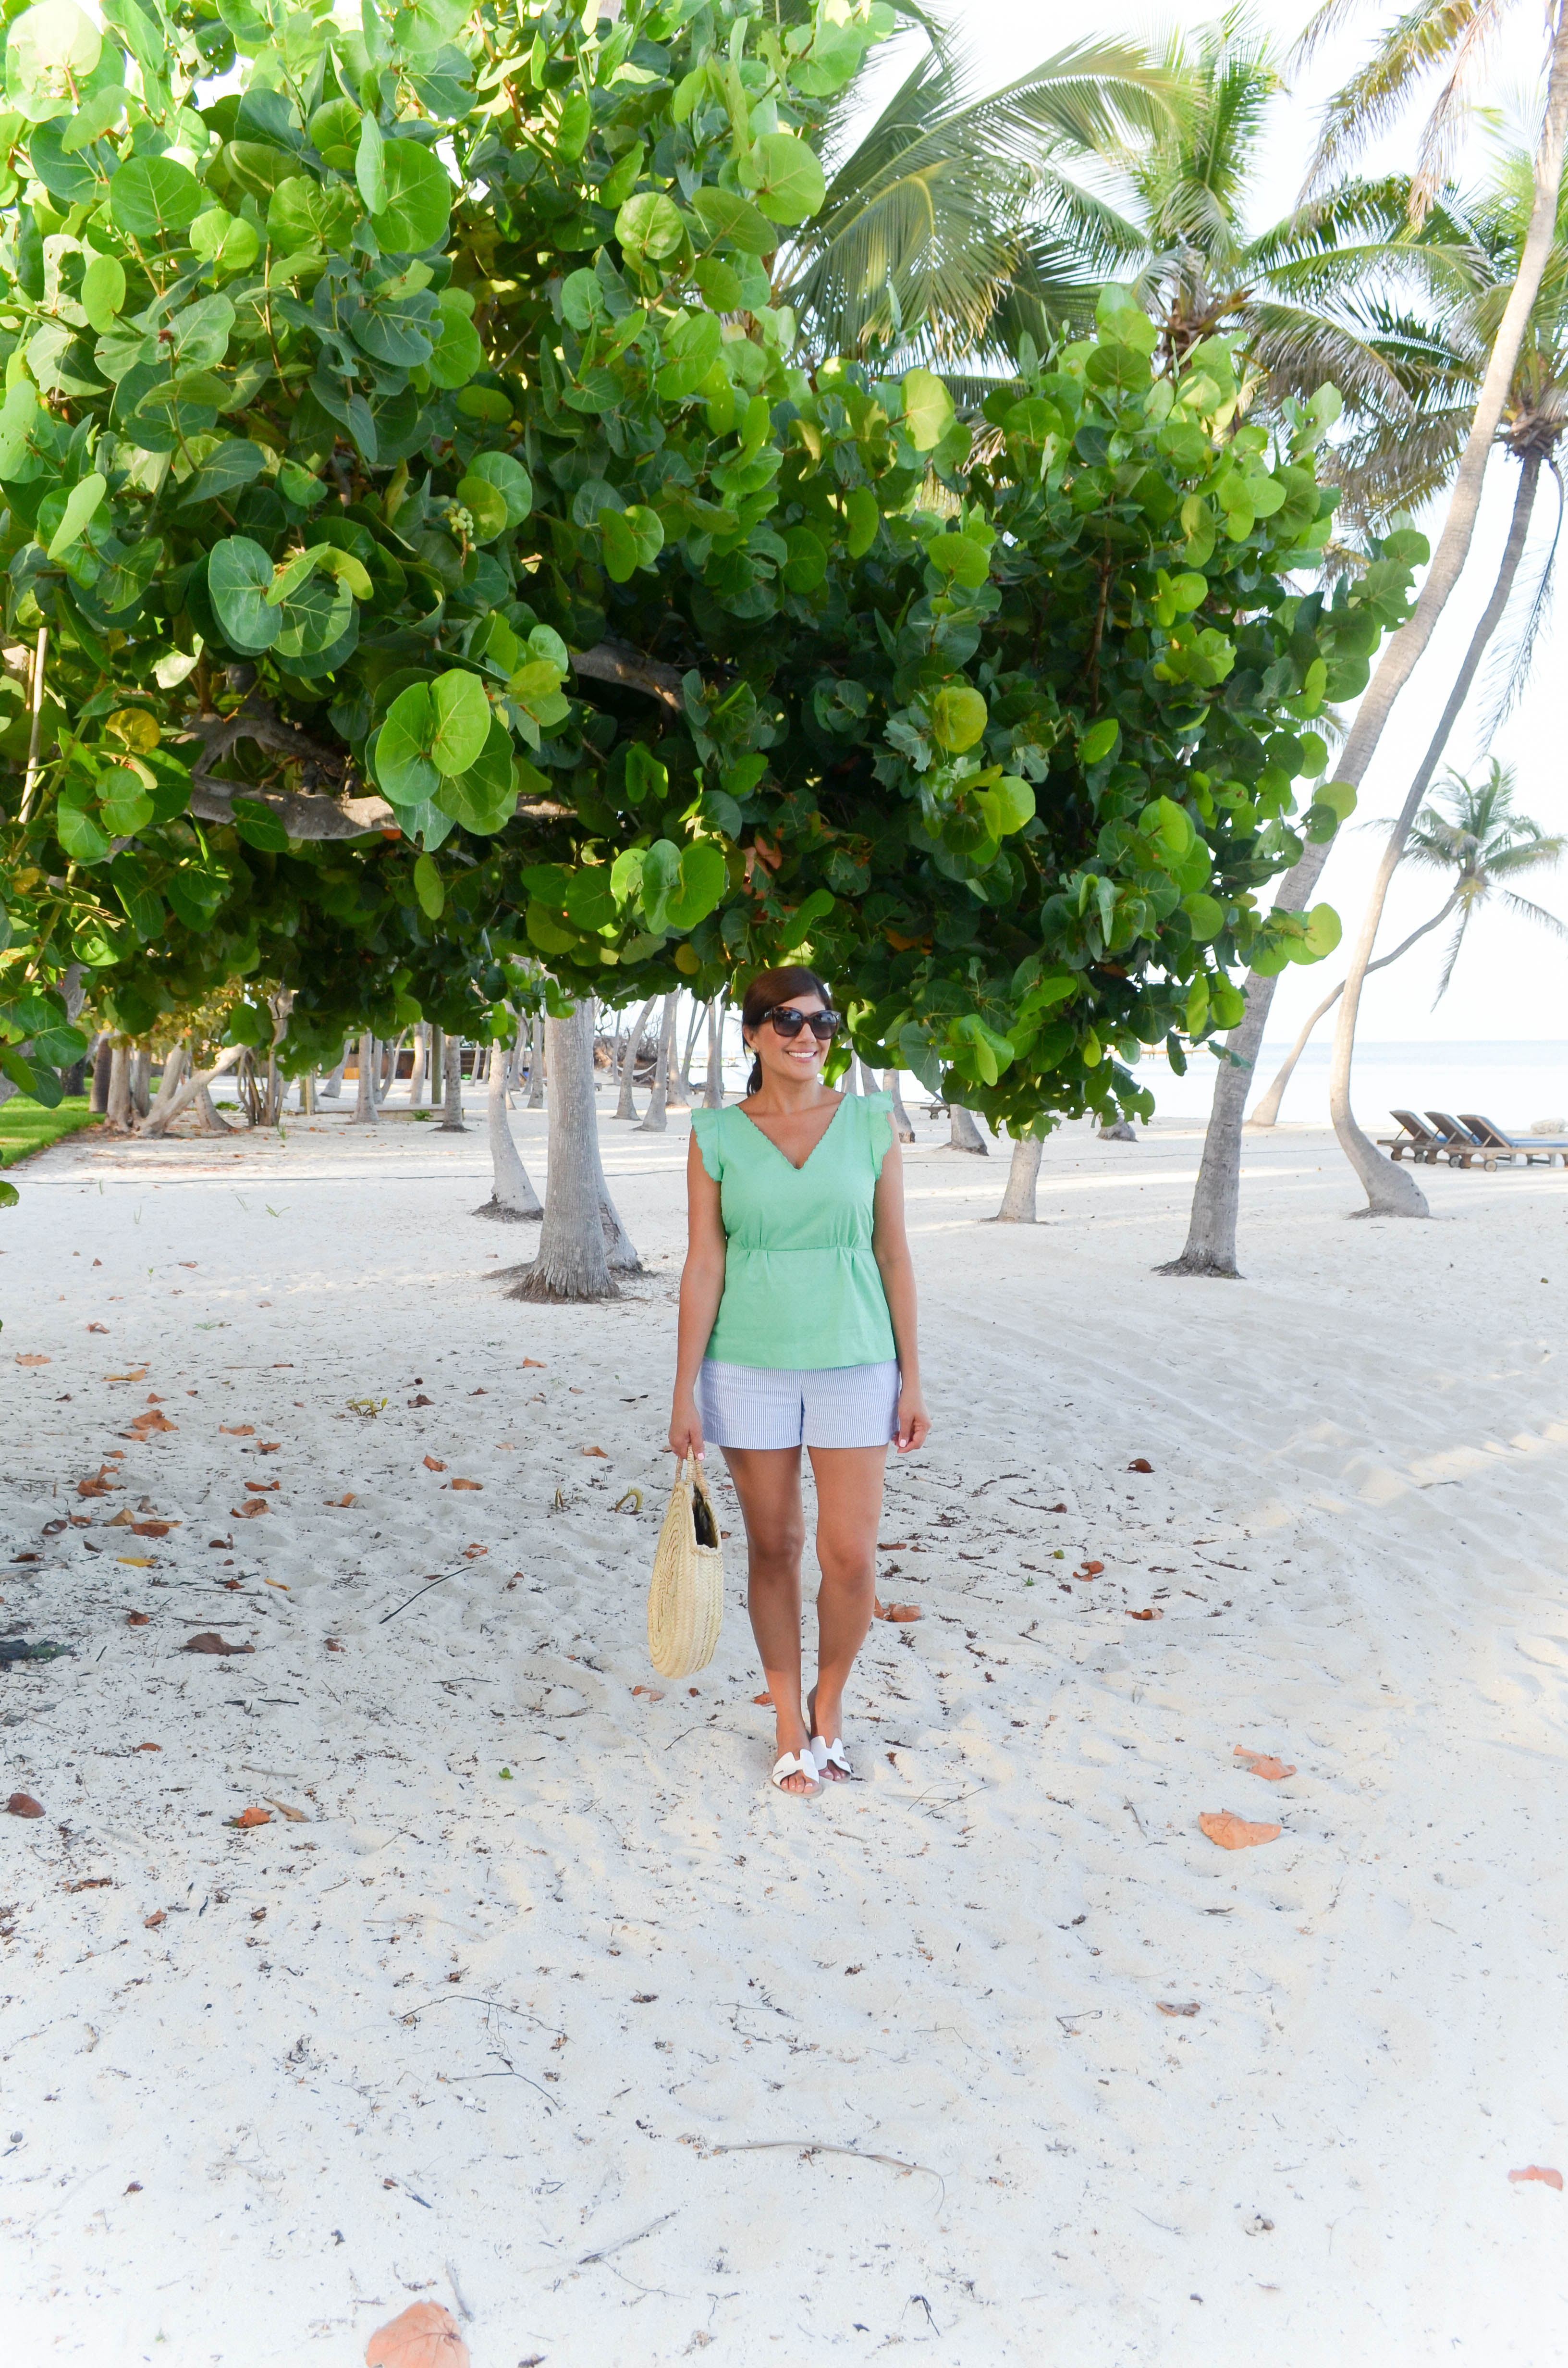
left=815, top=1544, right=875, bottom=1593
left=747, top=1530, right=805, bottom=1583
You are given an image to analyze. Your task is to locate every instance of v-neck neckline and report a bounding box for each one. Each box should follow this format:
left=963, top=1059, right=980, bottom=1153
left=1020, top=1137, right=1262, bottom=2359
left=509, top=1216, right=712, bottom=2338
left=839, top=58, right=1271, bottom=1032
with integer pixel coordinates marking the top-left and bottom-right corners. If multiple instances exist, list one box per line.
left=734, top=1094, right=846, bottom=1175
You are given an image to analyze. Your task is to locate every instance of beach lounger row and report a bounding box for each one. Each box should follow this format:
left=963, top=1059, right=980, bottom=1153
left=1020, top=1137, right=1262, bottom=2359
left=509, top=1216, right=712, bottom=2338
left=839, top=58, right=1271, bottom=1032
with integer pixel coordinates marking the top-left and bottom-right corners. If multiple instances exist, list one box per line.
left=1377, top=1111, right=1568, bottom=1170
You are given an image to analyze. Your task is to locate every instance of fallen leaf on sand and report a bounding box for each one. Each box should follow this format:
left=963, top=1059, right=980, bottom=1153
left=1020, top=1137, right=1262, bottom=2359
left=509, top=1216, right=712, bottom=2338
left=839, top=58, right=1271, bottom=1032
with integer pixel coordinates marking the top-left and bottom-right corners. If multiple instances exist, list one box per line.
left=1200, top=1810, right=1281, bottom=1850
left=232, top=1502, right=268, bottom=1519
left=631, top=1685, right=663, bottom=1699
left=423, top=1455, right=446, bottom=1472
left=1509, top=2167, right=1563, bottom=2191
left=365, top=2300, right=470, bottom=2368
left=264, top=1578, right=289, bottom=1591
left=7, top=1792, right=44, bottom=1816
left=521, top=1358, right=545, bottom=1369
left=15, top=1353, right=49, bottom=1366
left=1127, top=1608, right=1164, bottom=1620
left=1235, top=1745, right=1297, bottom=1779
left=326, top=1639, right=344, bottom=1652
left=184, top=1633, right=253, bottom=1656
left=229, top=1806, right=270, bottom=1829
left=107, top=1508, right=137, bottom=1528
left=131, top=1520, right=173, bottom=1538
left=327, top=1493, right=355, bottom=1507
left=1046, top=1502, right=1068, bottom=1513
left=77, top=1473, right=118, bottom=1497
left=449, top=1477, right=482, bottom=1490
left=135, top=1742, right=159, bottom=1751
left=408, top=1393, right=434, bottom=1407
left=106, top=1369, right=147, bottom=1381
left=116, top=1555, right=155, bottom=1567
left=754, top=1691, right=773, bottom=1706
left=220, top=1424, right=255, bottom=1437
left=258, top=1442, right=281, bottom=1453
left=1128, top=1458, right=1154, bottom=1473
left=581, top=1445, right=608, bottom=1458
left=220, top=1578, right=243, bottom=1591
left=264, top=1798, right=307, bottom=1822
left=144, top=1910, right=166, bottom=1928
left=462, top=1543, right=487, bottom=1559
left=128, top=1409, right=176, bottom=1435
left=244, top=1480, right=280, bottom=1494
left=1079, top=1559, right=1105, bottom=1577
left=1157, top=2000, right=1201, bottom=2017
left=87, top=1322, right=109, bottom=1333
left=126, top=1613, right=150, bottom=1628
left=874, top=1600, right=922, bottom=1622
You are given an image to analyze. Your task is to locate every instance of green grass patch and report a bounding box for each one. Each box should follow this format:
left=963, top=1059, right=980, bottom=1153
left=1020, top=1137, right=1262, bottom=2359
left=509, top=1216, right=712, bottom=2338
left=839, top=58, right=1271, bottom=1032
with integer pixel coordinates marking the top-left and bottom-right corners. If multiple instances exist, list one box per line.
left=0, top=1096, right=101, bottom=1168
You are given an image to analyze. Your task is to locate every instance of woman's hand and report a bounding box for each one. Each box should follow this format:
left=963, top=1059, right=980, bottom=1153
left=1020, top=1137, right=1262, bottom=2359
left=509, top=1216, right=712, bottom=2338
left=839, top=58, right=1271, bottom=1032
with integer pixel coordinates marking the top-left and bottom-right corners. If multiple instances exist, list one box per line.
left=669, top=1391, right=705, bottom=1461
left=894, top=1381, right=930, bottom=1455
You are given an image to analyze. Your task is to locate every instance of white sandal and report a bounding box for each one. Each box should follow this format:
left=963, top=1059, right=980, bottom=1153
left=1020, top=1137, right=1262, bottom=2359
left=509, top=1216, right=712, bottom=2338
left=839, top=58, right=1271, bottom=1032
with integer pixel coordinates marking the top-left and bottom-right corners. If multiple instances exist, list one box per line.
left=810, top=1735, right=853, bottom=1782
left=771, top=1750, right=821, bottom=1795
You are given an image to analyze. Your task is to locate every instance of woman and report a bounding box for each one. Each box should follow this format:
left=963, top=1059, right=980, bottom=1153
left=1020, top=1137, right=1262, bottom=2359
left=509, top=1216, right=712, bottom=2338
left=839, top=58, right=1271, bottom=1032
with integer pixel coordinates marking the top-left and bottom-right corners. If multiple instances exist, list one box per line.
left=669, top=967, right=930, bottom=1795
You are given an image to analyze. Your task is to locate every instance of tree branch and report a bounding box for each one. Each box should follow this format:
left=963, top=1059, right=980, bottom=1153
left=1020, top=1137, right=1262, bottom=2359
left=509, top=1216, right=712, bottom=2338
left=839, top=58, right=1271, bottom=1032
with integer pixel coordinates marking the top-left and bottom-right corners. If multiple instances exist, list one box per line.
left=570, top=638, right=686, bottom=710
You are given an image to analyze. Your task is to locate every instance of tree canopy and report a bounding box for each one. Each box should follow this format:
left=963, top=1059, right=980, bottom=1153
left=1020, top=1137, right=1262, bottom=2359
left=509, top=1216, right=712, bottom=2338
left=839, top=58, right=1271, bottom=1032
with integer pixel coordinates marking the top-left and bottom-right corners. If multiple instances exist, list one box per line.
left=0, top=0, right=1421, bottom=1138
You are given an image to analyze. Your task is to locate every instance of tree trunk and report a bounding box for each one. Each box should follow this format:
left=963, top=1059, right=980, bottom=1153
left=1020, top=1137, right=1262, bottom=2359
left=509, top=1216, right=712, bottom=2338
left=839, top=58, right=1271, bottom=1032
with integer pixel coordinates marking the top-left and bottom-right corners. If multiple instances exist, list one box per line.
left=475, top=1035, right=543, bottom=1221
left=944, top=1103, right=988, bottom=1154
left=614, top=995, right=657, bottom=1119
left=106, top=1043, right=132, bottom=1131
left=301, top=1072, right=316, bottom=1115
left=1330, top=444, right=1547, bottom=1212
left=705, top=995, right=727, bottom=1107
left=441, top=1036, right=466, bottom=1130
left=131, top=1045, right=151, bottom=1119
left=142, top=1045, right=246, bottom=1139
left=431, top=1025, right=445, bottom=1112
left=91, top=1036, right=112, bottom=1113
left=1248, top=893, right=1462, bottom=1127
left=510, top=999, right=619, bottom=1302
left=674, top=994, right=704, bottom=1105
left=408, top=1022, right=428, bottom=1107
left=637, top=994, right=679, bottom=1133
left=506, top=1015, right=528, bottom=1097
left=320, top=1052, right=346, bottom=1100
left=195, top=1082, right=235, bottom=1134
left=144, top=1042, right=188, bottom=1133
left=352, top=1033, right=379, bottom=1126
left=886, top=1070, right=916, bottom=1142
left=998, top=1135, right=1043, bottom=1221
left=527, top=1013, right=545, bottom=1110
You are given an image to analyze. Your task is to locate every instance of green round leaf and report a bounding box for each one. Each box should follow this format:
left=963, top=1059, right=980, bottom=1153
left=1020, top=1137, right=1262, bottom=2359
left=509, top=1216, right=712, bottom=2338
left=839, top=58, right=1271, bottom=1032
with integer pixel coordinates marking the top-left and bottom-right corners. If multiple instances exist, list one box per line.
left=844, top=484, right=879, bottom=558
left=425, top=306, right=482, bottom=390
left=6, top=0, right=100, bottom=123
left=412, top=851, right=444, bottom=918
left=369, top=138, right=452, bottom=254
left=615, top=191, right=686, bottom=265
left=782, top=525, right=826, bottom=593
left=1182, top=891, right=1224, bottom=941
left=924, top=532, right=990, bottom=589
left=600, top=507, right=637, bottom=583
left=456, top=384, right=512, bottom=423
left=429, top=670, right=491, bottom=777
left=931, top=683, right=987, bottom=753
left=454, top=473, right=507, bottom=543
left=274, top=569, right=354, bottom=659
left=1079, top=718, right=1120, bottom=767
left=465, top=449, right=531, bottom=528
left=738, top=130, right=826, bottom=227
left=902, top=367, right=954, bottom=454
left=688, top=185, right=776, bottom=256
left=208, top=536, right=281, bottom=653
left=431, top=714, right=516, bottom=832
left=374, top=689, right=440, bottom=803
left=80, top=254, right=125, bottom=333
left=110, top=156, right=206, bottom=240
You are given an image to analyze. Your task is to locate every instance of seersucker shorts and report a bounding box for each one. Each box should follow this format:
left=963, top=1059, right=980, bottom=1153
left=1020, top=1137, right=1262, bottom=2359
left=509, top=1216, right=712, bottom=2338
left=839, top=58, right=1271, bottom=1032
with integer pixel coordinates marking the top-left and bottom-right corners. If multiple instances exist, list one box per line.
left=698, top=1358, right=900, bottom=1451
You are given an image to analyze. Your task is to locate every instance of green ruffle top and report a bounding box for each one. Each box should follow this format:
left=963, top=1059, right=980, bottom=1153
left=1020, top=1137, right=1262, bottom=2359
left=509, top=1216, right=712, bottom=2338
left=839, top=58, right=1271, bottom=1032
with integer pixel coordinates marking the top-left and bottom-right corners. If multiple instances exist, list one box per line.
left=690, top=1092, right=898, bottom=1371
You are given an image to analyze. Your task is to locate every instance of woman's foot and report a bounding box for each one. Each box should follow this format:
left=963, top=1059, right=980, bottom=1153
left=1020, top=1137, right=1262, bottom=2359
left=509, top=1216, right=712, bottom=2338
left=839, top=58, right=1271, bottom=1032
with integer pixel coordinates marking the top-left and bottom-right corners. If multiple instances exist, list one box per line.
left=772, top=1719, right=818, bottom=1794
left=806, top=1686, right=851, bottom=1781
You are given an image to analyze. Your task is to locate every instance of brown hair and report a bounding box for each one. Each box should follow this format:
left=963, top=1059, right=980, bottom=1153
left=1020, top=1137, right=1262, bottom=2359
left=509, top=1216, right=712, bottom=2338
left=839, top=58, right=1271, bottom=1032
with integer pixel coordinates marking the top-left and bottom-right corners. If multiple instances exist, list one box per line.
left=740, top=966, right=833, bottom=1094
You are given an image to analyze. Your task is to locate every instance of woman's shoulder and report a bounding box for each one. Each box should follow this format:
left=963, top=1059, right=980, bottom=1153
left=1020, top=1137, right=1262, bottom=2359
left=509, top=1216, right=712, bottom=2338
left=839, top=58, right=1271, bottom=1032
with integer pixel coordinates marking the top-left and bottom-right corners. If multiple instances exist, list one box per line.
left=689, top=1103, right=723, bottom=1180
left=854, top=1089, right=897, bottom=1172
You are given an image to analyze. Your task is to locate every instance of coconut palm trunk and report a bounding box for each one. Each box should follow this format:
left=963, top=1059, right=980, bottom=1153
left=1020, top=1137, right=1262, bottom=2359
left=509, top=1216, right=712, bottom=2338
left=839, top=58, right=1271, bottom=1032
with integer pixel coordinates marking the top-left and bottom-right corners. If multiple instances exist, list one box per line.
left=615, top=995, right=657, bottom=1119
left=352, top=1033, right=378, bottom=1126
left=511, top=998, right=622, bottom=1302
left=1248, top=892, right=1462, bottom=1126
left=1330, top=434, right=1553, bottom=1210
left=441, top=1036, right=466, bottom=1131
left=998, top=1135, right=1044, bottom=1221
left=475, top=1037, right=543, bottom=1221
left=637, top=995, right=679, bottom=1133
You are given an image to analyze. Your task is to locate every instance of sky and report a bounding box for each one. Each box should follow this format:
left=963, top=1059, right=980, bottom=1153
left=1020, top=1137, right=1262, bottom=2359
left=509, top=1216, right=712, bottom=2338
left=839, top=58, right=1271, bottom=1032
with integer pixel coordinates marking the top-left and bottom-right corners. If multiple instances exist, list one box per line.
left=889, top=0, right=1568, bottom=1044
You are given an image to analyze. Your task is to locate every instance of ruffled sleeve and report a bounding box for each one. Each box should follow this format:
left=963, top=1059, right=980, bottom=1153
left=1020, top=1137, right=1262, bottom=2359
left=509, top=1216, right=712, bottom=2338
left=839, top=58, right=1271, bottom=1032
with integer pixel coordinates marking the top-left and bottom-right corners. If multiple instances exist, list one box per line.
left=861, top=1090, right=896, bottom=1177
left=689, top=1105, right=723, bottom=1183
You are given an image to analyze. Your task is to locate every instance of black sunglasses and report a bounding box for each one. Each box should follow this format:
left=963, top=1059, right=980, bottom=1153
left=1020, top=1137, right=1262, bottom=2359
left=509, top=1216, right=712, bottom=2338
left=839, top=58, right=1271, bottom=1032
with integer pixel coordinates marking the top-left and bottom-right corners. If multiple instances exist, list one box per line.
left=761, top=1007, right=840, bottom=1042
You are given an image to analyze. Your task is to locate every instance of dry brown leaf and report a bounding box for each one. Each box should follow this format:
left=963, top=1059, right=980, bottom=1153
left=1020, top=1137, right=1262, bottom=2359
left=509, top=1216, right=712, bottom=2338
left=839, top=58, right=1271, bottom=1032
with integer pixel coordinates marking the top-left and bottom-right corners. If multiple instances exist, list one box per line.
left=128, top=1409, right=176, bottom=1435
left=521, top=1357, right=545, bottom=1369
left=1199, top=1810, right=1281, bottom=1851
left=244, top=1480, right=280, bottom=1494
left=1157, top=2000, right=1201, bottom=2017
left=184, top=1633, right=253, bottom=1656
left=264, top=1798, right=307, bottom=1823
left=115, top=1555, right=156, bottom=1567
left=326, top=1639, right=344, bottom=1652
left=126, top=1612, right=150, bottom=1628
left=1079, top=1559, right=1105, bottom=1577
left=631, top=1684, right=663, bottom=1699
left=581, top=1445, right=608, bottom=1458
left=1509, top=2167, right=1563, bottom=2191
left=327, top=1492, right=355, bottom=1507
left=15, top=1353, right=49, bottom=1366
left=144, top=1910, right=166, bottom=1928
left=364, top=2301, right=470, bottom=2368
left=449, top=1476, right=482, bottom=1490
left=106, top=1369, right=147, bottom=1381
left=106, top=1507, right=136, bottom=1528
left=1128, top=1458, right=1154, bottom=1473
left=754, top=1690, right=773, bottom=1705
left=1234, top=1746, right=1297, bottom=1780
left=220, top=1424, right=255, bottom=1436
left=258, top=1441, right=281, bottom=1453
left=135, top=1742, right=160, bottom=1751
left=131, top=1520, right=173, bottom=1538
left=229, top=1806, right=270, bottom=1829
left=462, top=1543, right=487, bottom=1559
left=423, top=1455, right=446, bottom=1472
left=8, top=1792, right=45, bottom=1816
left=233, top=1502, right=267, bottom=1518
left=1127, top=1608, right=1164, bottom=1621
left=86, top=1322, right=109, bottom=1334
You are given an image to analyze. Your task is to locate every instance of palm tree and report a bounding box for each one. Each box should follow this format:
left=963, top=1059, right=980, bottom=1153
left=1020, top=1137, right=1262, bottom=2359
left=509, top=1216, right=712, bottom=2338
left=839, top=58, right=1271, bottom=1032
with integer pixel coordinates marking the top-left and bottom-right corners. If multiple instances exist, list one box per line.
left=1249, top=760, right=1566, bottom=1122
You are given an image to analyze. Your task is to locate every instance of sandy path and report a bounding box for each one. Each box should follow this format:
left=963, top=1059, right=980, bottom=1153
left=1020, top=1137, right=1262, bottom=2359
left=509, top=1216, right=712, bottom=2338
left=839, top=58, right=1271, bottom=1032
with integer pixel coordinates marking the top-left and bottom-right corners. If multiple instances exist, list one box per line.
left=0, top=1101, right=1564, bottom=2366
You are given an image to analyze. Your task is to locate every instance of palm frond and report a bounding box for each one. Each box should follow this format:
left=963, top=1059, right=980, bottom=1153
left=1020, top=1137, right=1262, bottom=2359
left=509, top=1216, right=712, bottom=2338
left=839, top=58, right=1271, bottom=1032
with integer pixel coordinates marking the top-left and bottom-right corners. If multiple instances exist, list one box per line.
left=1475, top=456, right=1562, bottom=743
left=1500, top=890, right=1568, bottom=938
left=1301, top=0, right=1503, bottom=199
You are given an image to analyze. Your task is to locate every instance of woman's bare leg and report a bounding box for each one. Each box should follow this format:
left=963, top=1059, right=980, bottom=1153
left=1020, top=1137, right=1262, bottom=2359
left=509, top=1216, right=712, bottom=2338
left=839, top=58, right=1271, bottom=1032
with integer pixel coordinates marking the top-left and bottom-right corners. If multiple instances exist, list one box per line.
left=805, top=1444, right=888, bottom=1776
left=720, top=1446, right=814, bottom=1791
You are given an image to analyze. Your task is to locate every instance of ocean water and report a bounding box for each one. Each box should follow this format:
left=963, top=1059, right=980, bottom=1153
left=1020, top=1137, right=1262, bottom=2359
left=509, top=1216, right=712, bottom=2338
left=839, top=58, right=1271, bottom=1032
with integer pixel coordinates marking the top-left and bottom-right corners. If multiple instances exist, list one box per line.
left=1137, top=1040, right=1568, bottom=1134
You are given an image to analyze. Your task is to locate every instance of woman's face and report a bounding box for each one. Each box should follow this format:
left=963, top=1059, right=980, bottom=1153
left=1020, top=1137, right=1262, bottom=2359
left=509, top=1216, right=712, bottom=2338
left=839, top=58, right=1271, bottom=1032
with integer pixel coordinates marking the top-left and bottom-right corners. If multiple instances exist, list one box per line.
left=747, top=993, right=830, bottom=1088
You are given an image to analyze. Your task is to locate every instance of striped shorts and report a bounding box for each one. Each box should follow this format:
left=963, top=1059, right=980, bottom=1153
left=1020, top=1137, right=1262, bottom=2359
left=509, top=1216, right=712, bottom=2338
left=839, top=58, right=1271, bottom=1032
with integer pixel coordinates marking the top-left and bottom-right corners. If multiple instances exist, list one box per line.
left=697, top=1358, right=900, bottom=1451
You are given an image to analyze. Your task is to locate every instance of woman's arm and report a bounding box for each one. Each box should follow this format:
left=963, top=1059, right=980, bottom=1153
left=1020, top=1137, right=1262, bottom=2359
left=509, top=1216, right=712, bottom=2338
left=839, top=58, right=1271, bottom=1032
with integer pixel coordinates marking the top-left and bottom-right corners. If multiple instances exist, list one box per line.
left=669, top=1132, right=726, bottom=1457
left=872, top=1118, right=931, bottom=1454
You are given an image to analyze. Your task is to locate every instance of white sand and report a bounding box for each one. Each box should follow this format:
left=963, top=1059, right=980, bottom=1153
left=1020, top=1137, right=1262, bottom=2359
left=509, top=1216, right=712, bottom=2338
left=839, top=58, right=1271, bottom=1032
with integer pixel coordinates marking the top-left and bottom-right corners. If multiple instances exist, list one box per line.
left=1, top=1098, right=1565, bottom=2366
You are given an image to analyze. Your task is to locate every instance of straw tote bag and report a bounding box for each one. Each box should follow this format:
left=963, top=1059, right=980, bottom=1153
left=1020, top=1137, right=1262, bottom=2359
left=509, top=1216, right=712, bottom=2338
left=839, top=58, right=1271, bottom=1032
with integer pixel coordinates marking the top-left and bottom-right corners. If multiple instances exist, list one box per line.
left=648, top=1455, right=724, bottom=1677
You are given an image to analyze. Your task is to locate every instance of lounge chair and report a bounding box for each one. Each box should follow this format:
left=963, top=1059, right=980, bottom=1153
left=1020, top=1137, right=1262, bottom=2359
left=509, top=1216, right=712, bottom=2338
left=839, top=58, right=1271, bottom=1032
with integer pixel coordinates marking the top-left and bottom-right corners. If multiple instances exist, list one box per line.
left=1378, top=1109, right=1448, bottom=1163
left=1458, top=1114, right=1568, bottom=1169
left=1425, top=1112, right=1490, bottom=1167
